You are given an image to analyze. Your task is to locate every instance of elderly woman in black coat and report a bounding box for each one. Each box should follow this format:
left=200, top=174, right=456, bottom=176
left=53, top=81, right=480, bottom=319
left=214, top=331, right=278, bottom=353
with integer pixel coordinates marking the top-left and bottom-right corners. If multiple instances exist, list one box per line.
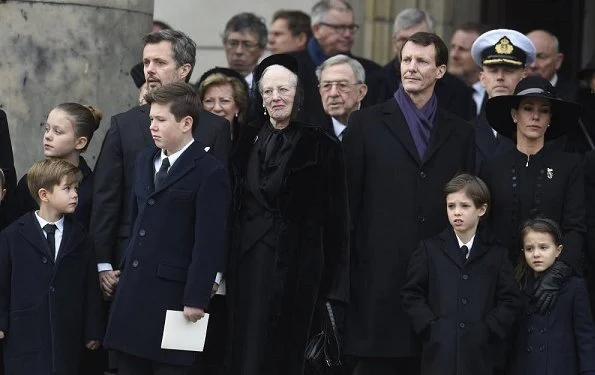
left=480, top=75, right=585, bottom=315
left=226, top=54, right=349, bottom=375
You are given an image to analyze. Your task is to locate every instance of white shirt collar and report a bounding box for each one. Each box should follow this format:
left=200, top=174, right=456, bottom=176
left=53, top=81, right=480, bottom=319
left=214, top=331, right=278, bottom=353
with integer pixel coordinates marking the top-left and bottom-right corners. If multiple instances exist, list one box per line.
left=472, top=81, right=485, bottom=116
left=331, top=117, right=347, bottom=141
left=550, top=73, right=559, bottom=87
left=34, top=211, right=65, bottom=233
left=456, top=234, right=475, bottom=252
left=245, top=72, right=254, bottom=89
left=158, top=139, right=195, bottom=168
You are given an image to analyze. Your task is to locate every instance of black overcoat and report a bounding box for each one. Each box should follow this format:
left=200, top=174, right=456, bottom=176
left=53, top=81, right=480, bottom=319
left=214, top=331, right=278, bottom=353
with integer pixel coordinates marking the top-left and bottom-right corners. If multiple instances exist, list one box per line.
left=103, top=141, right=230, bottom=366
left=509, top=276, right=595, bottom=375
left=401, top=228, right=521, bottom=375
left=0, top=213, right=103, bottom=375
left=227, top=121, right=349, bottom=375
left=0, top=110, right=16, bottom=232
left=342, top=98, right=475, bottom=358
left=91, top=105, right=230, bottom=267
left=479, top=146, right=586, bottom=273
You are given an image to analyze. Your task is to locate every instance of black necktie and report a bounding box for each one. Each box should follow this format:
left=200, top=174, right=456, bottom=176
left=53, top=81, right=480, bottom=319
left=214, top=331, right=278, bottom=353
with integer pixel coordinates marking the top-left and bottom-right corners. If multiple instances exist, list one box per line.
left=43, top=224, right=58, bottom=260
left=461, top=245, right=469, bottom=264
left=154, top=157, right=170, bottom=189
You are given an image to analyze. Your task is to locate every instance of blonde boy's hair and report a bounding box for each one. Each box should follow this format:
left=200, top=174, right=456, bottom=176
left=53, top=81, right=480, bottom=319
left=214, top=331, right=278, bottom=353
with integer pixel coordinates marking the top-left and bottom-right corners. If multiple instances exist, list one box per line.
left=27, top=159, right=82, bottom=204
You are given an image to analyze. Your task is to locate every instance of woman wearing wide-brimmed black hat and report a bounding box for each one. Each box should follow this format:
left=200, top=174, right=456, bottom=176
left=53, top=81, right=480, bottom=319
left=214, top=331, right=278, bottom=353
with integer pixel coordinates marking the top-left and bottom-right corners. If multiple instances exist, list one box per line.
left=226, top=54, right=349, bottom=375
left=479, top=75, right=586, bottom=314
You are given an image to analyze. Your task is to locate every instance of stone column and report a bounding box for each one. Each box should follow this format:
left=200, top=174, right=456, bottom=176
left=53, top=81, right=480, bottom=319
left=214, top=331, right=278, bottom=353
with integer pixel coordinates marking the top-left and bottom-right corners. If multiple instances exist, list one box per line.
left=0, top=0, right=153, bottom=176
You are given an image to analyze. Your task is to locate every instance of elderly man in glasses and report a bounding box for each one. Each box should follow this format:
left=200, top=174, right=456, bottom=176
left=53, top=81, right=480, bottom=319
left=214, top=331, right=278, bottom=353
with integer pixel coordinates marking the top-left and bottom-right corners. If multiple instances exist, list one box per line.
left=290, top=0, right=381, bottom=129
left=316, top=54, right=368, bottom=141
left=222, top=12, right=267, bottom=88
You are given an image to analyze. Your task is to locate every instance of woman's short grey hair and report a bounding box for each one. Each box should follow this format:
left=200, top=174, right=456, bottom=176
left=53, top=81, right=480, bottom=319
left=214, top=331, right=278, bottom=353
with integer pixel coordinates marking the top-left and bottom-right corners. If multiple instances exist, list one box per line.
left=258, top=65, right=299, bottom=92
left=311, top=0, right=353, bottom=26
left=392, top=8, right=435, bottom=36
left=315, top=54, right=366, bottom=83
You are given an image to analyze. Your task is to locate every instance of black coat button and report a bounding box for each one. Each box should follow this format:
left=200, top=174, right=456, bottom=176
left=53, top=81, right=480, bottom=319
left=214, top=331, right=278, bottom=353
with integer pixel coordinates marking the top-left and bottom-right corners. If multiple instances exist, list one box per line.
left=139, top=229, right=146, bottom=236
left=462, top=274, right=469, bottom=280
left=420, top=171, right=426, bottom=178
left=41, top=257, right=48, bottom=264
left=418, top=216, right=425, bottom=223
left=527, top=346, right=532, bottom=352
left=132, top=260, right=139, bottom=268
left=49, top=286, right=55, bottom=292
left=539, top=345, right=545, bottom=352
left=459, top=322, right=465, bottom=328
left=461, top=298, right=468, bottom=305
left=148, top=199, right=155, bottom=206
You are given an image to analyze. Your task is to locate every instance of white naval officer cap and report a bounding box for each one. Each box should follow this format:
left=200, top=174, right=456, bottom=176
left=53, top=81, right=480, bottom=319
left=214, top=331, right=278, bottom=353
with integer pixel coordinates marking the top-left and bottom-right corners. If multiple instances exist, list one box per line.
left=471, top=28, right=536, bottom=67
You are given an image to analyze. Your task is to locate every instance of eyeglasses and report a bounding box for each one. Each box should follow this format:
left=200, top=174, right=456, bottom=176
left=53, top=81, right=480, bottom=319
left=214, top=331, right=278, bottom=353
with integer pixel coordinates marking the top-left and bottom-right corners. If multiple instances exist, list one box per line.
left=202, top=97, right=236, bottom=109
left=224, top=39, right=261, bottom=50
left=319, top=22, right=360, bottom=34
left=318, top=81, right=362, bottom=93
left=261, top=86, right=295, bottom=99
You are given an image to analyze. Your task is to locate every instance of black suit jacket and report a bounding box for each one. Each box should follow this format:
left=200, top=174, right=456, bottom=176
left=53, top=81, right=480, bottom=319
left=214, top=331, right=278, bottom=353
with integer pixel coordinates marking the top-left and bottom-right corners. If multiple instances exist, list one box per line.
left=90, top=105, right=230, bottom=266
left=402, top=227, right=520, bottom=375
left=103, top=141, right=230, bottom=366
left=289, top=49, right=382, bottom=127
left=0, top=110, right=17, bottom=231
left=0, top=213, right=103, bottom=375
left=342, top=98, right=475, bottom=357
left=368, top=58, right=476, bottom=121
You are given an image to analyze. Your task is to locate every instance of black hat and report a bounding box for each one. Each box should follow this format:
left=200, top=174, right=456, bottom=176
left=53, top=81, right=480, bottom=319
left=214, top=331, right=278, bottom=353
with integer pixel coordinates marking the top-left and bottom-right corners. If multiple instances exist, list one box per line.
left=130, top=62, right=145, bottom=89
left=486, top=75, right=581, bottom=140
left=252, top=54, right=299, bottom=84
left=578, top=53, right=595, bottom=80
left=195, top=66, right=249, bottom=94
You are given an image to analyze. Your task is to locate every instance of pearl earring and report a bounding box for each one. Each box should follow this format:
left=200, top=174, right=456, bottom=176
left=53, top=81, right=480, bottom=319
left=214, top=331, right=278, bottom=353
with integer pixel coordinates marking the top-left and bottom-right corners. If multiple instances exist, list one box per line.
left=263, top=105, right=267, bottom=116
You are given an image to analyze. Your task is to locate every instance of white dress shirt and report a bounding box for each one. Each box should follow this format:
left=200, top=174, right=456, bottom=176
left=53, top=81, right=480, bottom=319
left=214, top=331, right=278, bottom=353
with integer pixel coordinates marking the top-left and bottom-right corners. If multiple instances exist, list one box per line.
left=332, top=117, right=347, bottom=141
left=245, top=72, right=254, bottom=89
left=456, top=234, right=476, bottom=259
left=472, top=81, right=485, bottom=116
left=35, top=211, right=64, bottom=260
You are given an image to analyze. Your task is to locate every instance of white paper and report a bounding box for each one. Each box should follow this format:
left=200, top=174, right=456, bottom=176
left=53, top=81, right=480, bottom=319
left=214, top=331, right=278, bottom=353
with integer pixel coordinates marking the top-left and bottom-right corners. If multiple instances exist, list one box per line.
left=161, top=310, right=210, bottom=352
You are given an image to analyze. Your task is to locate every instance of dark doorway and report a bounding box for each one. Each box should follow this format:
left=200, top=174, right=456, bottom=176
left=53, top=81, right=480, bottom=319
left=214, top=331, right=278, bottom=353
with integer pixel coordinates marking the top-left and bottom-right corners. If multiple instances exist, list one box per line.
left=481, top=0, right=584, bottom=82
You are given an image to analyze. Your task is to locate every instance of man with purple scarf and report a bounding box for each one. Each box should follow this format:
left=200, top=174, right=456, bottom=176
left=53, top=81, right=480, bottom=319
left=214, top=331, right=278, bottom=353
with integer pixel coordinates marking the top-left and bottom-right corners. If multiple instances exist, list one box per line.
left=342, top=32, right=475, bottom=375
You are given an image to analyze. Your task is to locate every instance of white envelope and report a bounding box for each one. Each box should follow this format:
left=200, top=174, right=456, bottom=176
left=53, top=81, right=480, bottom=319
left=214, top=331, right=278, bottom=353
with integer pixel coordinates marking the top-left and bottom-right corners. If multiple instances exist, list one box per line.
left=161, top=310, right=210, bottom=352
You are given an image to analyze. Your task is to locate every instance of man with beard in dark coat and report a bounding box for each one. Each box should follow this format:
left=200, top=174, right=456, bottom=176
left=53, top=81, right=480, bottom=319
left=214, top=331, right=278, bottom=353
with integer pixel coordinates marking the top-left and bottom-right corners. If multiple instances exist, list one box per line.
left=366, top=8, right=476, bottom=122
left=342, top=32, right=475, bottom=375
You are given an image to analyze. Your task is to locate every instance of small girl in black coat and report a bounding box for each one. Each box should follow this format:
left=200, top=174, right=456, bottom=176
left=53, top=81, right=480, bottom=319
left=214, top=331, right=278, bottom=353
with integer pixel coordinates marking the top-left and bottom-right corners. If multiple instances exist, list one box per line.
left=510, top=216, right=595, bottom=375
left=11, top=103, right=101, bottom=230
left=401, top=174, right=520, bottom=375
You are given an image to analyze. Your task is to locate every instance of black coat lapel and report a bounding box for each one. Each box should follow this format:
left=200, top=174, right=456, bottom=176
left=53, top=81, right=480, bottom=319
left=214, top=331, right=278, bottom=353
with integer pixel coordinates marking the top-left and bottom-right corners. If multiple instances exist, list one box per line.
left=382, top=99, right=422, bottom=165
left=423, top=109, right=454, bottom=164
left=55, top=217, right=86, bottom=264
left=19, top=212, right=52, bottom=260
left=438, top=229, right=465, bottom=268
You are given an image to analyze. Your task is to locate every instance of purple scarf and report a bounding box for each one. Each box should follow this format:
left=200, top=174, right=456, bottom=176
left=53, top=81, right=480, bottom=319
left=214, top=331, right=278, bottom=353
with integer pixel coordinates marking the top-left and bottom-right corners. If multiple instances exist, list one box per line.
left=394, top=85, right=438, bottom=159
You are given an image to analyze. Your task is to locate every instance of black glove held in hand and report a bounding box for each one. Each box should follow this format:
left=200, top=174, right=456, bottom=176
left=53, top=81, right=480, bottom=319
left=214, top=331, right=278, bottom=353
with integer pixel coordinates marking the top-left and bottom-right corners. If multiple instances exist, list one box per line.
left=533, top=261, right=572, bottom=314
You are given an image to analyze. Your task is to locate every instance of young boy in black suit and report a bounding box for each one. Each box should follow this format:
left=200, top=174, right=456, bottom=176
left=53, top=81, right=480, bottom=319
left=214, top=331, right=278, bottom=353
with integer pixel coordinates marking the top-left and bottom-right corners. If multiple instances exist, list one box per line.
left=103, top=82, right=230, bottom=375
left=401, top=174, right=520, bottom=375
left=0, top=159, right=103, bottom=375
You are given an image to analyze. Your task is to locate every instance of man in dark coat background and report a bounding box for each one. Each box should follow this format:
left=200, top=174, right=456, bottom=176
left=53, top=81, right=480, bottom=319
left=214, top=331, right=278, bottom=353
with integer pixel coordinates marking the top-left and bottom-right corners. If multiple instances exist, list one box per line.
left=342, top=32, right=475, bottom=374
left=290, top=0, right=381, bottom=127
left=366, top=8, right=476, bottom=122
left=91, top=29, right=230, bottom=298
left=0, top=110, right=16, bottom=230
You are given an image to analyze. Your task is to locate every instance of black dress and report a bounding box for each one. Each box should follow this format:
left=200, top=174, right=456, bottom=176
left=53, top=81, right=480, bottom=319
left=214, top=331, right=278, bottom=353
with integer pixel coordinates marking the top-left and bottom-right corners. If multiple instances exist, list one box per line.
left=479, top=144, right=586, bottom=272
left=227, top=120, right=349, bottom=375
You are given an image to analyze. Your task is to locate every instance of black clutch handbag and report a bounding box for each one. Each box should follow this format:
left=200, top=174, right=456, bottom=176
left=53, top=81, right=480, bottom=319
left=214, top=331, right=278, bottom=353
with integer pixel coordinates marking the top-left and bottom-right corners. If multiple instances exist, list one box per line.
left=304, top=301, right=342, bottom=373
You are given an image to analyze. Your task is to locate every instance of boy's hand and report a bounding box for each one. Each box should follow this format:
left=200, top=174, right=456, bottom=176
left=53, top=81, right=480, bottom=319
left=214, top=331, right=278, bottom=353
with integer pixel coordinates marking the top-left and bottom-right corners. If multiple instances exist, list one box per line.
left=99, top=270, right=121, bottom=300
left=0, top=330, right=4, bottom=339
left=85, top=340, right=101, bottom=350
left=183, top=306, right=205, bottom=323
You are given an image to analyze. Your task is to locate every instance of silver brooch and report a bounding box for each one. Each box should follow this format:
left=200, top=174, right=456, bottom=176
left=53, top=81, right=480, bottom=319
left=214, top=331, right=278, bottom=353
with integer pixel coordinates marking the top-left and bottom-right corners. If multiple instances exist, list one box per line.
left=547, top=168, right=554, bottom=179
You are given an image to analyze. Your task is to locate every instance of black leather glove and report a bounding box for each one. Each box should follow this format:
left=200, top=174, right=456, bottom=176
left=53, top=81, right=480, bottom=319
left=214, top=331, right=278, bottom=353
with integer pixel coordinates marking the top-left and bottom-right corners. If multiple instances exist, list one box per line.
left=533, top=261, right=572, bottom=314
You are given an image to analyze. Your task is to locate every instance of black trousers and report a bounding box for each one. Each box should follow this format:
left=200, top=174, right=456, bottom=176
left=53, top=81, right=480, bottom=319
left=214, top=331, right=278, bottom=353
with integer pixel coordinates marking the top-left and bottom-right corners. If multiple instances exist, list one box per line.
left=348, top=356, right=421, bottom=375
left=118, top=351, right=190, bottom=375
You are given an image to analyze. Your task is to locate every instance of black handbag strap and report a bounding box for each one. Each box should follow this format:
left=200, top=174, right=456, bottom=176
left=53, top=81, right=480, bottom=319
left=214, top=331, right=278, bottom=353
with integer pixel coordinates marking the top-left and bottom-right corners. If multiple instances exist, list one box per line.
left=324, top=301, right=341, bottom=366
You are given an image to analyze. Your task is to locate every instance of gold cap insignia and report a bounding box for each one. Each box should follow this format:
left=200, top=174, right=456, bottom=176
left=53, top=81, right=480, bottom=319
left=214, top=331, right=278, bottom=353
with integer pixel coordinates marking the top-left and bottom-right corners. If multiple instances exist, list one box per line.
left=495, top=37, right=514, bottom=55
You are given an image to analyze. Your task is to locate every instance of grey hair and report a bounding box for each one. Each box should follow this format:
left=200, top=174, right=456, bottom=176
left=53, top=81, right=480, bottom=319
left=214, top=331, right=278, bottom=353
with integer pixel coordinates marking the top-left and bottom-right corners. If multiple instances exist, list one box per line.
left=143, top=29, right=197, bottom=82
left=528, top=29, right=560, bottom=53
left=392, top=8, right=435, bottom=36
left=257, top=65, right=299, bottom=92
left=315, top=54, right=366, bottom=83
left=311, top=0, right=353, bottom=26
